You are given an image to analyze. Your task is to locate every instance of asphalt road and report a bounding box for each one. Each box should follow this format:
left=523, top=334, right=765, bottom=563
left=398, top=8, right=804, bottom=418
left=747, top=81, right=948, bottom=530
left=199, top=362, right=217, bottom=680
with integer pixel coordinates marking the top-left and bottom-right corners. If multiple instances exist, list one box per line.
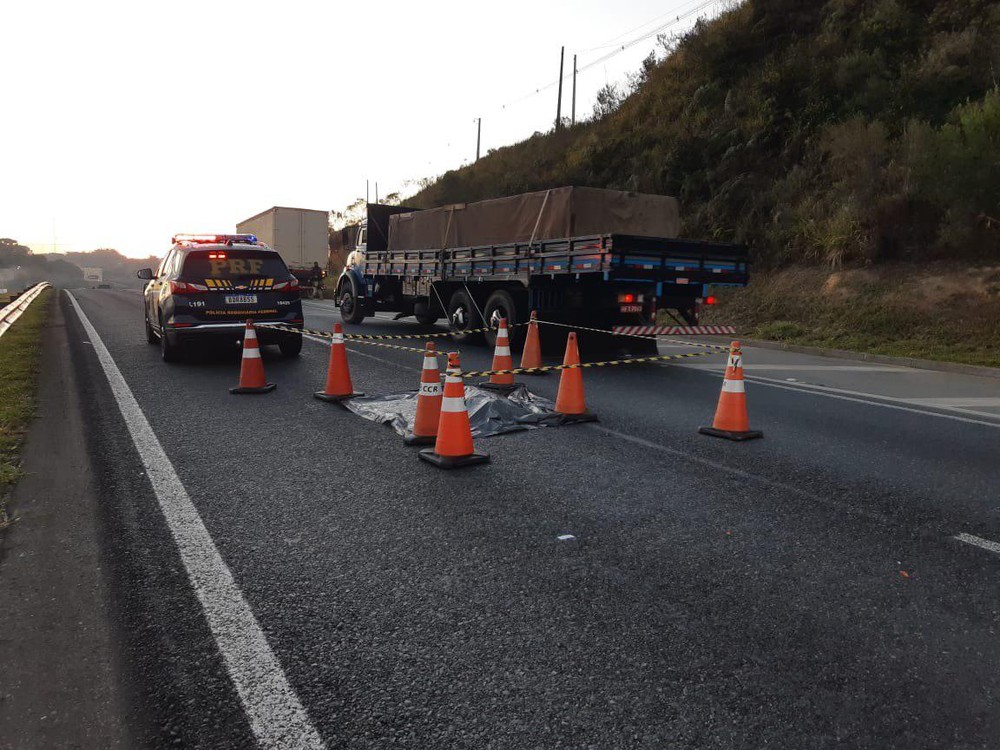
left=26, top=288, right=1000, bottom=748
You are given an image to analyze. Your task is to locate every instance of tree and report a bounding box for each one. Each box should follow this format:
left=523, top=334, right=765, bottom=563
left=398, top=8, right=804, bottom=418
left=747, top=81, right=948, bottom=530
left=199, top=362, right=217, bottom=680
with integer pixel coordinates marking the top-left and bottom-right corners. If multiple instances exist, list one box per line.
left=592, top=83, right=624, bottom=120
left=0, top=238, right=32, bottom=267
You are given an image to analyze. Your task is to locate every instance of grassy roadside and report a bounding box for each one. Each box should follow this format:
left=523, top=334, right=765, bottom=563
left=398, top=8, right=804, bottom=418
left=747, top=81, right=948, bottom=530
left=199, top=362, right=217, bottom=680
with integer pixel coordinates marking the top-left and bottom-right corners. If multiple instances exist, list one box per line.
left=700, top=263, right=1000, bottom=368
left=0, top=290, right=52, bottom=529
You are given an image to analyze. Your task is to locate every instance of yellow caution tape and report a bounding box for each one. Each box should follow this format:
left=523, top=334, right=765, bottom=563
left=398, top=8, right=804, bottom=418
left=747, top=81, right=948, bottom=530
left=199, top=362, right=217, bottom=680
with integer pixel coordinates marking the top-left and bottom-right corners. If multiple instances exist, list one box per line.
left=457, top=348, right=718, bottom=378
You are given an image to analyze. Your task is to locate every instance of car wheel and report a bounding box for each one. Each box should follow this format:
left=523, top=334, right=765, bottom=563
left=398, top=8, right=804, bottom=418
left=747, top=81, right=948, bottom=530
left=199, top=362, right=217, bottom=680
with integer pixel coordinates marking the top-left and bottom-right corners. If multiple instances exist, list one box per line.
left=145, top=316, right=157, bottom=344
left=482, top=289, right=526, bottom=349
left=159, top=318, right=181, bottom=363
left=339, top=285, right=366, bottom=325
left=279, top=335, right=303, bottom=357
left=447, top=289, right=484, bottom=345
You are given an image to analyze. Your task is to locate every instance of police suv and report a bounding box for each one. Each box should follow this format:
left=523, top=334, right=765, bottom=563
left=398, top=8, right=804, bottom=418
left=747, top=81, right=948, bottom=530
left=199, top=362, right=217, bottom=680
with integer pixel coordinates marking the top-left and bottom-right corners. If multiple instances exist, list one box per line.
left=138, top=234, right=304, bottom=362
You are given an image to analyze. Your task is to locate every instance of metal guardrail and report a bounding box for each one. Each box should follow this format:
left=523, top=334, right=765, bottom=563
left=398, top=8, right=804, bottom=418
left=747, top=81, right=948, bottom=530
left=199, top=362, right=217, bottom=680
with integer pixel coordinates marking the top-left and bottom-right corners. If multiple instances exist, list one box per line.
left=0, top=282, right=51, bottom=340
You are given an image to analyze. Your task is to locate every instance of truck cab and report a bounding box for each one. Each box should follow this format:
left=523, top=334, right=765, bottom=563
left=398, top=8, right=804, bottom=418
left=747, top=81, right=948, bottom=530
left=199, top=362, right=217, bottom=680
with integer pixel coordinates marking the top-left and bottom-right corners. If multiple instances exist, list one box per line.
left=345, top=224, right=367, bottom=269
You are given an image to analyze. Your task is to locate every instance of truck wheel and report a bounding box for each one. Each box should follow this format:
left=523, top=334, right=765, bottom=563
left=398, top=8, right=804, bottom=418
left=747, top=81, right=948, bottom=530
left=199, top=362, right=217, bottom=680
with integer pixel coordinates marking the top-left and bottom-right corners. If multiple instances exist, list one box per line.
left=414, top=301, right=439, bottom=326
left=447, top=289, right=484, bottom=344
left=483, top=289, right=525, bottom=349
left=279, top=335, right=303, bottom=357
left=339, top=285, right=366, bottom=325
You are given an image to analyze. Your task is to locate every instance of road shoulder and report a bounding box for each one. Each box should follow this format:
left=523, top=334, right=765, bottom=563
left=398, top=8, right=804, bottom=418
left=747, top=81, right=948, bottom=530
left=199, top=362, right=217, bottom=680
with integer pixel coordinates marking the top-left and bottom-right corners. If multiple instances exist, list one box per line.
left=0, top=292, right=131, bottom=749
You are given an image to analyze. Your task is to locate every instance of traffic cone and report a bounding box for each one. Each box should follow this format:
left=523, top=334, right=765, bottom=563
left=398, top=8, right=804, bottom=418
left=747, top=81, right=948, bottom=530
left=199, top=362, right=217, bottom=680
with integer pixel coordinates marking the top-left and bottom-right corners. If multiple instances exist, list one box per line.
left=419, top=352, right=490, bottom=469
left=699, top=341, right=762, bottom=441
left=553, top=332, right=597, bottom=423
left=404, top=342, right=443, bottom=446
left=519, top=310, right=545, bottom=375
left=314, top=322, right=364, bottom=402
left=480, top=317, right=517, bottom=393
left=230, top=320, right=276, bottom=394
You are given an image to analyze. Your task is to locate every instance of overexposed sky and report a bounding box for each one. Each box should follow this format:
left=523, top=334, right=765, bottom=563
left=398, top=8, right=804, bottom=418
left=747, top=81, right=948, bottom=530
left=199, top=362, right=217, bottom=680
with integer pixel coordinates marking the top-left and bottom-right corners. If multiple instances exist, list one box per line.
left=2, top=0, right=723, bottom=258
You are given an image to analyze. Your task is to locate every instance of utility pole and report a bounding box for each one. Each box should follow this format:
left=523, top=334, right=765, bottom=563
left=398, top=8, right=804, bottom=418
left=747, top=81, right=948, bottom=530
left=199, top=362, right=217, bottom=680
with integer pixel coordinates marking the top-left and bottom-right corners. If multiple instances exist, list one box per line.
left=476, top=118, right=482, bottom=162
left=571, top=54, right=577, bottom=126
left=555, top=46, right=565, bottom=130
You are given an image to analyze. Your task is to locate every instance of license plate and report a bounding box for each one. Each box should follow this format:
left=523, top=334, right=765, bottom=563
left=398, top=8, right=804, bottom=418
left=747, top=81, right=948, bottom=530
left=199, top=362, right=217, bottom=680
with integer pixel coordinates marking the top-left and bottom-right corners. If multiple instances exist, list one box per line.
left=225, top=294, right=258, bottom=304
left=619, top=304, right=643, bottom=313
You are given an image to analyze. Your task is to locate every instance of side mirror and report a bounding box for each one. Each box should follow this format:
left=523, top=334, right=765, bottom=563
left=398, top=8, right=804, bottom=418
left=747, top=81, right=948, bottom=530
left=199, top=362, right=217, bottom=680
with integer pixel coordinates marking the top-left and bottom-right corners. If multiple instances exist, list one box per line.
left=137, top=268, right=154, bottom=280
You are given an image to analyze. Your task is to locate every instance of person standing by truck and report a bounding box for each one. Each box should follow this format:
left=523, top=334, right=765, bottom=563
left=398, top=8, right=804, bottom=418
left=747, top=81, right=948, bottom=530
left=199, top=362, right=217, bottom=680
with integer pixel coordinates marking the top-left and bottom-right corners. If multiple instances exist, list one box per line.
left=309, top=261, right=324, bottom=299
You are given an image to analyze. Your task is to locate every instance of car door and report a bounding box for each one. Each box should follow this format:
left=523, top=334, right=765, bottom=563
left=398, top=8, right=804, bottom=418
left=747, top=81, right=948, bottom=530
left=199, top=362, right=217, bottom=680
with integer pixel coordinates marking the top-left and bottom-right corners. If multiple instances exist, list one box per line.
left=147, top=250, right=174, bottom=330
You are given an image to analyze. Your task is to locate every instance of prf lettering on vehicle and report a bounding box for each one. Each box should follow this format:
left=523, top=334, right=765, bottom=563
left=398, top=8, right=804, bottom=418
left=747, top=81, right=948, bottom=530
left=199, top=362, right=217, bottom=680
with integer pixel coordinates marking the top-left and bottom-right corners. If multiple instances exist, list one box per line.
left=209, top=258, right=264, bottom=276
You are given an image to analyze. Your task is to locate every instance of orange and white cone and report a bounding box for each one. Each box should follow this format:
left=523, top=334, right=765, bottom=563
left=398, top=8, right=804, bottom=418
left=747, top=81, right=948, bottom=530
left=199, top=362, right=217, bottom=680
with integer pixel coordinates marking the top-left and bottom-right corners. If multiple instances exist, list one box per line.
left=419, top=352, right=489, bottom=469
left=519, top=310, right=545, bottom=375
left=314, top=322, right=364, bottom=402
left=481, top=317, right=517, bottom=392
left=230, top=320, right=276, bottom=394
left=699, top=341, right=762, bottom=441
left=404, top=342, right=443, bottom=446
left=552, top=331, right=597, bottom=423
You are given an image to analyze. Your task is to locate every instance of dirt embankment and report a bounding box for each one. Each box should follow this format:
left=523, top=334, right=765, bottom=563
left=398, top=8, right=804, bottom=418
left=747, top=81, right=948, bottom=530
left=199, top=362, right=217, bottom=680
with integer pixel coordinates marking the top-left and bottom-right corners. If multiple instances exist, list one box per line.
left=702, top=263, right=1000, bottom=368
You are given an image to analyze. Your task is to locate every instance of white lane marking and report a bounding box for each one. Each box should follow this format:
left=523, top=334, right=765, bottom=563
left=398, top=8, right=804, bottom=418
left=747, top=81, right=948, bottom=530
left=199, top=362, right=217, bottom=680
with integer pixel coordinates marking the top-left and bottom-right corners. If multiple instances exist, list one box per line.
left=67, top=292, right=325, bottom=750
left=906, top=397, right=1000, bottom=408
left=739, top=374, right=1000, bottom=427
left=302, top=332, right=417, bottom=373
left=954, top=533, right=1000, bottom=556
left=678, top=364, right=906, bottom=372
left=589, top=424, right=892, bottom=525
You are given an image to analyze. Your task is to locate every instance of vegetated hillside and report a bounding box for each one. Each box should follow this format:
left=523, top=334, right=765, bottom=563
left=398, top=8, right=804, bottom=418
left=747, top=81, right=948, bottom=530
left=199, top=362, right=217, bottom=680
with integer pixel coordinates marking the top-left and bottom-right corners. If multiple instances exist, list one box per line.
left=412, top=0, right=1000, bottom=269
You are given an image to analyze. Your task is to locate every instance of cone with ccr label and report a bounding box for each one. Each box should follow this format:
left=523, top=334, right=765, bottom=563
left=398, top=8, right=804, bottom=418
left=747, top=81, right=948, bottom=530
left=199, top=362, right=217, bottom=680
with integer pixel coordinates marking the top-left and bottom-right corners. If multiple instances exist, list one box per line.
left=519, top=310, right=545, bottom=375
left=404, top=342, right=443, bottom=446
left=699, top=341, right=762, bottom=441
left=314, top=322, right=364, bottom=402
left=480, top=317, right=517, bottom=393
left=419, top=352, right=489, bottom=469
left=230, top=319, right=276, bottom=394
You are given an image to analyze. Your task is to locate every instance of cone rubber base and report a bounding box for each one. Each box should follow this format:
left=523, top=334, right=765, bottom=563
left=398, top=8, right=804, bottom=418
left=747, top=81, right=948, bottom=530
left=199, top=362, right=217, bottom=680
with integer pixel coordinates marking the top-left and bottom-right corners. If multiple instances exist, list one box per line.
left=314, top=391, right=364, bottom=402
left=418, top=449, right=490, bottom=469
left=699, top=426, right=763, bottom=441
left=230, top=383, right=276, bottom=395
left=479, top=382, right=518, bottom=393
left=557, top=411, right=598, bottom=425
left=403, top=432, right=437, bottom=446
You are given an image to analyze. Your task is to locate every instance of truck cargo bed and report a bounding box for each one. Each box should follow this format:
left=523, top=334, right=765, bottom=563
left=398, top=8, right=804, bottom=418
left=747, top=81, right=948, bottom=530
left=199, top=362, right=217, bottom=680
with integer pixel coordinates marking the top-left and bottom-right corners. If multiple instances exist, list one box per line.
left=360, top=234, right=748, bottom=288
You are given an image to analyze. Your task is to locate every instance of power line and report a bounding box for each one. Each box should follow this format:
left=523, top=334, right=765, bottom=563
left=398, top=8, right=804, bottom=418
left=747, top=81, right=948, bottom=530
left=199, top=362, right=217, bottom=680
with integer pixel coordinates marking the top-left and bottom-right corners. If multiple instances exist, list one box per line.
left=499, top=0, right=721, bottom=113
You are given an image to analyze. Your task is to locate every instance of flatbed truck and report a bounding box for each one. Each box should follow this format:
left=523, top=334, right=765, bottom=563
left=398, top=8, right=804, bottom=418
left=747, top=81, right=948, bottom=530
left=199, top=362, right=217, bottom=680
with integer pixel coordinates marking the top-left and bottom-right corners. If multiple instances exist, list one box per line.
left=335, top=188, right=749, bottom=347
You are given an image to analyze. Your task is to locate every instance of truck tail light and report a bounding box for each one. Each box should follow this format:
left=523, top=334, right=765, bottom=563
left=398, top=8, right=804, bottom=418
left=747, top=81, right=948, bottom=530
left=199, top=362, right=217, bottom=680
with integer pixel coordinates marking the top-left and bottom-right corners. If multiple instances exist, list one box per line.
left=704, top=296, right=718, bottom=305
left=617, top=293, right=645, bottom=304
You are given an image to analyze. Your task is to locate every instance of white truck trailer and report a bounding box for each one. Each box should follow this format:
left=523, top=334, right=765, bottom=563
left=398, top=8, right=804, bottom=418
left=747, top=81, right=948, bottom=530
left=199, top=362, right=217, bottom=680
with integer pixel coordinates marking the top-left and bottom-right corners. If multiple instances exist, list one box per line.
left=82, top=267, right=104, bottom=285
left=236, top=207, right=329, bottom=270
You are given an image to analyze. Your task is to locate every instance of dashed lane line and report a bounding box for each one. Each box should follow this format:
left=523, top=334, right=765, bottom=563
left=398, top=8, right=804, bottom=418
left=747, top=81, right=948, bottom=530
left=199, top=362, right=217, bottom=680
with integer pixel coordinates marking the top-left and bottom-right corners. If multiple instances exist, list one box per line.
left=954, top=533, right=1000, bottom=556
left=67, top=292, right=326, bottom=750
left=588, top=424, right=892, bottom=526
left=739, top=374, right=1000, bottom=427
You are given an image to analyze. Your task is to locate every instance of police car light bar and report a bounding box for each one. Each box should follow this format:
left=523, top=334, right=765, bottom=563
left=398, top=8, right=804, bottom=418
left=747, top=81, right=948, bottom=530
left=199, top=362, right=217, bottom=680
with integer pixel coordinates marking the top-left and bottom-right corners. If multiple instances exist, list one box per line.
left=172, top=233, right=258, bottom=245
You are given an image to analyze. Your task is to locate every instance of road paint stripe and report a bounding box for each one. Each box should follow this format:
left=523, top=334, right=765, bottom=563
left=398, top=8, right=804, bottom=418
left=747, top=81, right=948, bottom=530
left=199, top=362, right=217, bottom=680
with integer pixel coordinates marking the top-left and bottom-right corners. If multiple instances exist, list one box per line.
left=954, top=533, right=1000, bottom=555
left=588, top=424, right=891, bottom=525
left=738, top=374, right=1000, bottom=427
left=906, top=397, right=1000, bottom=408
left=67, top=292, right=325, bottom=750
left=676, top=364, right=907, bottom=372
